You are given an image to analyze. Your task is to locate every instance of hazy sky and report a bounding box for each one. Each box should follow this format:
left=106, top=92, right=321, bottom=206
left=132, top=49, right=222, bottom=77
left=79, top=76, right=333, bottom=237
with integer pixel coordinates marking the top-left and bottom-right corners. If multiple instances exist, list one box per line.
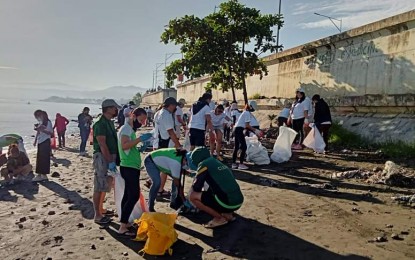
left=0, top=0, right=413, bottom=91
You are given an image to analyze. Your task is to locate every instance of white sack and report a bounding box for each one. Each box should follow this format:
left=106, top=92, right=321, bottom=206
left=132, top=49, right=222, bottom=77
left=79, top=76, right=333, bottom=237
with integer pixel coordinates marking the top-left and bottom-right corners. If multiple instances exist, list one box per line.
left=246, top=136, right=270, bottom=165
left=114, top=171, right=148, bottom=223
left=303, top=126, right=326, bottom=153
left=270, top=126, right=298, bottom=163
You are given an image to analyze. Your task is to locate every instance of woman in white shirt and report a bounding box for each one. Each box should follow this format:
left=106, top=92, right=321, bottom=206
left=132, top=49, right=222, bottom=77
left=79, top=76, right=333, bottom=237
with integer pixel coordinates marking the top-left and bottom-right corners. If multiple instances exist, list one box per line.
left=32, top=110, right=54, bottom=182
left=232, top=104, right=263, bottom=170
left=208, top=105, right=231, bottom=161
left=288, top=89, right=309, bottom=150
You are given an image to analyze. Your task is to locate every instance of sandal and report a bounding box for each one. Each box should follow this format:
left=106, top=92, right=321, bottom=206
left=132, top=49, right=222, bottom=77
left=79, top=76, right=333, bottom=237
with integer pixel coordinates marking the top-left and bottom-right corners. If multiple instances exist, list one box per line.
left=102, top=209, right=115, bottom=216
left=94, top=216, right=112, bottom=225
left=203, top=218, right=228, bottom=229
left=157, top=190, right=171, bottom=198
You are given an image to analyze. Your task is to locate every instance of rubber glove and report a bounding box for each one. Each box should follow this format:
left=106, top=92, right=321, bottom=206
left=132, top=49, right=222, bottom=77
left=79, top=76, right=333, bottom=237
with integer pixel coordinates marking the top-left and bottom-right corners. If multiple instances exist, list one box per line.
left=108, top=162, right=117, bottom=172
left=304, top=118, right=309, bottom=125
left=183, top=200, right=193, bottom=209
left=139, top=133, right=153, bottom=142
left=254, top=129, right=263, bottom=137
left=139, top=143, right=148, bottom=153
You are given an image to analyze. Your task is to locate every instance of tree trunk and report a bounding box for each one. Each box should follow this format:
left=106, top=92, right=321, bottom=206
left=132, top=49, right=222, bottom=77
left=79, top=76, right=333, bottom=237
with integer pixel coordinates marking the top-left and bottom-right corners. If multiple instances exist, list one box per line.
left=228, top=65, right=236, bottom=102
left=231, top=86, right=236, bottom=102
left=241, top=42, right=248, bottom=105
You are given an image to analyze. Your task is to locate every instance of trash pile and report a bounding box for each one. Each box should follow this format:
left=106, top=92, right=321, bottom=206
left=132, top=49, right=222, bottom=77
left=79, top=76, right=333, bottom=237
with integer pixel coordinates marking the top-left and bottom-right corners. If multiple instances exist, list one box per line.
left=264, top=128, right=279, bottom=139
left=391, top=194, right=415, bottom=207
left=332, top=161, right=415, bottom=188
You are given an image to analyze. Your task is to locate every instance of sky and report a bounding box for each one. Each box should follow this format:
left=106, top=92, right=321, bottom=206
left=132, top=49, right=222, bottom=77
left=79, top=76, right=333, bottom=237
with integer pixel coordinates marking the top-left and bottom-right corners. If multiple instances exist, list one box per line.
left=0, top=0, right=413, bottom=91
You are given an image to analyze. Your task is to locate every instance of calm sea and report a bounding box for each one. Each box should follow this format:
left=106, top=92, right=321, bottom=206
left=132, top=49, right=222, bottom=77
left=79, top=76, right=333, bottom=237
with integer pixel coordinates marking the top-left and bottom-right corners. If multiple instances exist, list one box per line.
left=0, top=98, right=101, bottom=152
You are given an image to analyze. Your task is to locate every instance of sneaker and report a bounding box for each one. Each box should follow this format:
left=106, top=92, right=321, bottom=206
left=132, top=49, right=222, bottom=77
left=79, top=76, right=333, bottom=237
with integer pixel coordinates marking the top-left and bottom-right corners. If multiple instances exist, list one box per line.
left=32, top=174, right=48, bottom=182
left=231, top=163, right=238, bottom=169
left=238, top=164, right=249, bottom=170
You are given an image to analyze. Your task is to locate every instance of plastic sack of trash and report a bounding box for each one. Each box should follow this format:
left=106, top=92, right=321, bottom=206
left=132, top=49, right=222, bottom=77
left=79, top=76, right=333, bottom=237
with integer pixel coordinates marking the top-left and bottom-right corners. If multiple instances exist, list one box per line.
left=183, top=130, right=191, bottom=151
left=246, top=135, right=270, bottom=165
left=114, top=171, right=148, bottom=223
left=303, top=125, right=326, bottom=153
left=134, top=212, right=178, bottom=256
left=270, top=126, right=297, bottom=163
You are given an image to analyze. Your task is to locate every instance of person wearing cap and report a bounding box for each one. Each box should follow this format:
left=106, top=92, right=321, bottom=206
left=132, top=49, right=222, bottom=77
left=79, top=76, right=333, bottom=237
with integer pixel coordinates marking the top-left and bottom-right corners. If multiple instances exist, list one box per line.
left=154, top=97, right=181, bottom=149
left=188, top=93, right=214, bottom=150
left=189, top=147, right=244, bottom=228
left=232, top=103, right=263, bottom=170
left=92, top=99, right=121, bottom=224
left=174, top=98, right=187, bottom=139
left=123, top=101, right=136, bottom=125
left=244, top=100, right=261, bottom=137
left=143, top=148, right=189, bottom=212
left=288, top=88, right=311, bottom=150
left=117, top=107, right=152, bottom=236
left=78, top=107, right=93, bottom=156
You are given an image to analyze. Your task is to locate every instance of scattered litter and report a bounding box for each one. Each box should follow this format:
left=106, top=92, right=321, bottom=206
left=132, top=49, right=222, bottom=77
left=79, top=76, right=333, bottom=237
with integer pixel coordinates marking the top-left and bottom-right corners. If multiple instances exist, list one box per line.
left=259, top=178, right=279, bottom=187
left=90, top=244, right=96, bottom=250
left=122, top=252, right=128, bottom=256
left=368, top=236, right=387, bottom=243
left=391, top=194, right=415, bottom=206
left=332, top=169, right=371, bottom=179
left=391, top=234, right=403, bottom=240
left=401, top=231, right=410, bottom=235
left=386, top=224, right=393, bottom=228
left=309, top=183, right=337, bottom=190
left=303, top=210, right=313, bottom=217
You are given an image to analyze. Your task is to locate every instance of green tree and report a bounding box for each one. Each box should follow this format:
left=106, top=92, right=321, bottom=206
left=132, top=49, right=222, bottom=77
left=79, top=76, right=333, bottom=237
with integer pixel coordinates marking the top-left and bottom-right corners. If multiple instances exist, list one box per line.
left=132, top=92, right=142, bottom=106
left=161, top=0, right=283, bottom=104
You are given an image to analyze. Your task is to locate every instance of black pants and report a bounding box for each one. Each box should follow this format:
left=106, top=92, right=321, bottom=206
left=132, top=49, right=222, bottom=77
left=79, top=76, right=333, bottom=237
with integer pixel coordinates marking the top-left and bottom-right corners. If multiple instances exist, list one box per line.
left=317, top=124, right=331, bottom=151
left=233, top=127, right=247, bottom=164
left=36, top=139, right=51, bottom=175
left=224, top=126, right=231, bottom=142
left=277, top=117, right=288, bottom=127
left=292, top=118, right=305, bottom=144
left=120, top=166, right=141, bottom=224
left=57, top=131, right=66, bottom=147
left=189, top=128, right=206, bottom=147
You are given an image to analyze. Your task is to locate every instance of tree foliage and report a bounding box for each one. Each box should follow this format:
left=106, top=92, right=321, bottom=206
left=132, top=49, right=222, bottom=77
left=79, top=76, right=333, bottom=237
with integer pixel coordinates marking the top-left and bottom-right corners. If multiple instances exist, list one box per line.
left=132, top=92, right=142, bottom=106
left=161, top=0, right=283, bottom=103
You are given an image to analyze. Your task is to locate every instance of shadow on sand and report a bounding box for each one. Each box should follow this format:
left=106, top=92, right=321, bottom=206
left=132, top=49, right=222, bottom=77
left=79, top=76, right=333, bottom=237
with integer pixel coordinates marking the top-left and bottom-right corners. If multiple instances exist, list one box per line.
left=176, top=212, right=370, bottom=260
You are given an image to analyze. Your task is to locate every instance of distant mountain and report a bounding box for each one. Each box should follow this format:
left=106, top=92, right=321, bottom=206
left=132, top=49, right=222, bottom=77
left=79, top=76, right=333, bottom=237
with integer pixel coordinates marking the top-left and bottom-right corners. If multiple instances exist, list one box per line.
left=2, top=85, right=147, bottom=102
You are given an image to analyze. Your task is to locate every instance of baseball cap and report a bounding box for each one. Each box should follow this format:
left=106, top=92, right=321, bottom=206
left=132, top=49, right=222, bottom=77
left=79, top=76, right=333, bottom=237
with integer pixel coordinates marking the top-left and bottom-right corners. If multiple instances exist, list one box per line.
left=178, top=98, right=186, bottom=105
left=163, top=97, right=179, bottom=106
left=248, top=100, right=258, bottom=111
left=101, top=99, right=121, bottom=109
left=296, top=87, right=305, bottom=93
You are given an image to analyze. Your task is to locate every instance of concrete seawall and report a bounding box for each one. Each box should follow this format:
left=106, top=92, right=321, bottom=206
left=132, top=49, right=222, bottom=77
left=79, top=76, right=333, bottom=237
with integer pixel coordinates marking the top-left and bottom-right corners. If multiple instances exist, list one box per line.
left=142, top=10, right=415, bottom=144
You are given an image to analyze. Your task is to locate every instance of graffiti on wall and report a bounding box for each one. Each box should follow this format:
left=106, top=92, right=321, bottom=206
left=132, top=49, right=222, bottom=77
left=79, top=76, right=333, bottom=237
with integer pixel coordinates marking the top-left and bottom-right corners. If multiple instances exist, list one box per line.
left=316, top=41, right=380, bottom=67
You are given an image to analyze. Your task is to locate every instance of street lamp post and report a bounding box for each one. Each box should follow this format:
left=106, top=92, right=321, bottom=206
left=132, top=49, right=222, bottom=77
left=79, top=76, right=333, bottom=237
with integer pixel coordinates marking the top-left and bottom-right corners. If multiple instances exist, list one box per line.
left=154, top=63, right=164, bottom=90
left=314, top=12, right=342, bottom=33
left=276, top=0, right=282, bottom=52
left=164, top=52, right=182, bottom=88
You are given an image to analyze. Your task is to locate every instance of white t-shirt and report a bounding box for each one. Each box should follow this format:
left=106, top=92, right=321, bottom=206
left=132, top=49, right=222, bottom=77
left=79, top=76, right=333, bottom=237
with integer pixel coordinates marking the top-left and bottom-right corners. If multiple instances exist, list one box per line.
left=209, top=110, right=227, bottom=127
left=118, top=123, right=134, bottom=155
left=279, top=108, right=290, bottom=118
left=152, top=154, right=182, bottom=179
left=250, top=113, right=259, bottom=127
left=37, top=121, right=53, bottom=144
left=303, top=97, right=314, bottom=118
left=174, top=106, right=184, bottom=126
left=291, top=101, right=306, bottom=120
left=154, top=108, right=175, bottom=140
left=235, top=111, right=251, bottom=128
left=188, top=104, right=211, bottom=130
left=231, top=110, right=241, bottom=124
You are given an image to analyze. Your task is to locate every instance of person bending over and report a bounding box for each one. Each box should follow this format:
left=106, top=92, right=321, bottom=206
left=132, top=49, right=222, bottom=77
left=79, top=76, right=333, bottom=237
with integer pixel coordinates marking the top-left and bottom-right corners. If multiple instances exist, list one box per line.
left=189, top=147, right=244, bottom=229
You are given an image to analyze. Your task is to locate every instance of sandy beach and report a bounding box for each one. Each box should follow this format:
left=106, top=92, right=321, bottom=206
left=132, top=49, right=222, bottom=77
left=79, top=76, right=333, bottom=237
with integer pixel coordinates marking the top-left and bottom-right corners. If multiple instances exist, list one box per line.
left=0, top=128, right=414, bottom=260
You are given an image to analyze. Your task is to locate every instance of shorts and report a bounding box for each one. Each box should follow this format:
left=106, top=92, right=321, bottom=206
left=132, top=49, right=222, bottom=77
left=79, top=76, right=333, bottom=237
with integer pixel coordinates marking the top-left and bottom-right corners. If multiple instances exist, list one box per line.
left=189, top=128, right=206, bottom=146
left=201, top=190, right=239, bottom=213
left=213, top=125, right=224, bottom=133
left=93, top=153, right=114, bottom=193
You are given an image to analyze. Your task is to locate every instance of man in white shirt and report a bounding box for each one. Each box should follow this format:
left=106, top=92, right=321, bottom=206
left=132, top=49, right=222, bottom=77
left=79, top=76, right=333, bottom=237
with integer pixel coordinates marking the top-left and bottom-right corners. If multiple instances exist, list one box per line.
left=188, top=93, right=214, bottom=151
left=154, top=97, right=181, bottom=149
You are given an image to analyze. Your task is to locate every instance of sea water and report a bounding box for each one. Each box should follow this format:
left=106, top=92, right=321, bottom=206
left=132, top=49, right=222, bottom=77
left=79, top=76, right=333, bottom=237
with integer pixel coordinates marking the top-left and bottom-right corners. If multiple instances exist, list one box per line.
left=0, top=98, right=101, bottom=152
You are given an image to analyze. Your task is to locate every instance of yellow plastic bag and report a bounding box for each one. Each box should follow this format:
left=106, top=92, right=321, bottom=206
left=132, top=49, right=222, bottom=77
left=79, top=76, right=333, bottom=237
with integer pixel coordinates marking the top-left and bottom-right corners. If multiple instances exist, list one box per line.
left=134, top=212, right=178, bottom=256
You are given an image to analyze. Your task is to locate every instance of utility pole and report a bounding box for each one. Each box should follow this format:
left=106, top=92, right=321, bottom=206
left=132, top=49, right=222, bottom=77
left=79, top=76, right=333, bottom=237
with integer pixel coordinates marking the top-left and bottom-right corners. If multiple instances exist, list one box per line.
left=276, top=0, right=282, bottom=52
left=164, top=53, right=182, bottom=88
left=314, top=12, right=342, bottom=33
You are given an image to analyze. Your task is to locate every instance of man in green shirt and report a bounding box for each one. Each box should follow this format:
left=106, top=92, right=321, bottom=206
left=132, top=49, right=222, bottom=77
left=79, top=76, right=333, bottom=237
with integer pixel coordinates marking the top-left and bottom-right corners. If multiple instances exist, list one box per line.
left=93, top=99, right=121, bottom=224
left=189, top=147, right=244, bottom=228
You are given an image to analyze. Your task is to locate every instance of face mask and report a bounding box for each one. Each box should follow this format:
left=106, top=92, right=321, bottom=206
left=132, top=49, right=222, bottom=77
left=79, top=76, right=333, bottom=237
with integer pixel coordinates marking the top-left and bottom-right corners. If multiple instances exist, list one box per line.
left=133, top=118, right=142, bottom=131
left=36, top=117, right=42, bottom=123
